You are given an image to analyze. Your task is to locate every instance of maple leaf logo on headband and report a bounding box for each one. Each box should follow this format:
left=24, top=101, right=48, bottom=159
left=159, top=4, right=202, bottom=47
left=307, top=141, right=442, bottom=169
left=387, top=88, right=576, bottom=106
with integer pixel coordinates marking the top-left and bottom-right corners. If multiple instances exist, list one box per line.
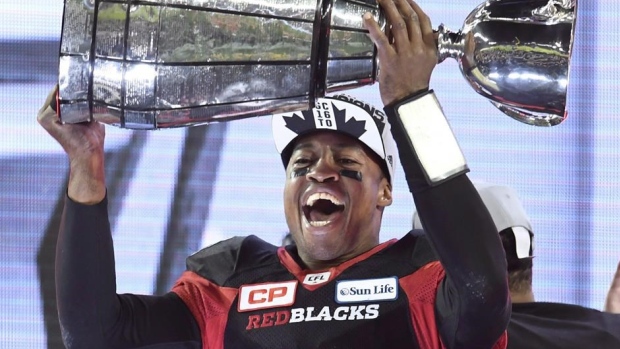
left=283, top=103, right=367, bottom=138
left=283, top=109, right=316, bottom=135
left=333, top=103, right=366, bottom=138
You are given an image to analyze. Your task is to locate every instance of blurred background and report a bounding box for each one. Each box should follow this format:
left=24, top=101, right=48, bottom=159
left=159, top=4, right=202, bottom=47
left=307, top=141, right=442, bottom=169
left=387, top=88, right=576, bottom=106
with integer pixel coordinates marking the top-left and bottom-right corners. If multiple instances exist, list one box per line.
left=1, top=0, right=619, bottom=348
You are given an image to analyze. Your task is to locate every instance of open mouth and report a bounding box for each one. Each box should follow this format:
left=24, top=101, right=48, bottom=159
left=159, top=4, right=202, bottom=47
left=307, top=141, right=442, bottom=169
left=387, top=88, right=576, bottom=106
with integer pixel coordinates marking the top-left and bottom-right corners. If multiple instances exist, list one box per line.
left=302, top=192, right=345, bottom=227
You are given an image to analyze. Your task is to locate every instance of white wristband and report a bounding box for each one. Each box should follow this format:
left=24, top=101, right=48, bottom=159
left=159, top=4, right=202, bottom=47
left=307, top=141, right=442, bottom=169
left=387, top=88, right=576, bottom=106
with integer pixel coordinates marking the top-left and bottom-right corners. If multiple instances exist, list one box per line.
left=396, top=92, right=468, bottom=184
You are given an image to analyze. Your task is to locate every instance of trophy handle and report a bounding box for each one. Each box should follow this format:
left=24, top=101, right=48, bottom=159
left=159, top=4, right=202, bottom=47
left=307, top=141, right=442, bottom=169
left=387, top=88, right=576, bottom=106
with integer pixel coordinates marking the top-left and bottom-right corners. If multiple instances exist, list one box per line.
left=489, top=101, right=566, bottom=127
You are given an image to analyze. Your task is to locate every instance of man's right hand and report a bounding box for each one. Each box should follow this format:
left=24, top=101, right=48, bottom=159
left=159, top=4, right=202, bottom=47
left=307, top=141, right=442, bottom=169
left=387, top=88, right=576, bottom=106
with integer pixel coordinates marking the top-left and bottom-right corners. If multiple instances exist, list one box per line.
left=605, top=260, right=620, bottom=314
left=37, top=86, right=107, bottom=204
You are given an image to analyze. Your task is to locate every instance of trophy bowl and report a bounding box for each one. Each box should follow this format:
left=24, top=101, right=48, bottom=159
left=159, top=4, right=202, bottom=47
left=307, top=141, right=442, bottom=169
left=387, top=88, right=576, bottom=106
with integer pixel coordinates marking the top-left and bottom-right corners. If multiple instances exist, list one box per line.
left=55, top=0, right=577, bottom=129
left=438, top=0, right=577, bottom=126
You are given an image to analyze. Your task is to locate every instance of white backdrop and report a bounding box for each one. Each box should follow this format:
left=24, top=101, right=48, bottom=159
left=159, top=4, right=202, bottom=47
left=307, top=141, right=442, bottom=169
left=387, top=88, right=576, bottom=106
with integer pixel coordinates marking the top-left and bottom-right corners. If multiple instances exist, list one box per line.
left=1, top=1, right=619, bottom=348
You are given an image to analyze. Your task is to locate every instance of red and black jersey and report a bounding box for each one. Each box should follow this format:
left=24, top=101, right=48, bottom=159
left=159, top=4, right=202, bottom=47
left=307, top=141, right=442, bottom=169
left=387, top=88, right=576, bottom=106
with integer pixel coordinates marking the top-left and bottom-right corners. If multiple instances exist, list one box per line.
left=56, top=174, right=510, bottom=349
left=173, top=234, right=507, bottom=349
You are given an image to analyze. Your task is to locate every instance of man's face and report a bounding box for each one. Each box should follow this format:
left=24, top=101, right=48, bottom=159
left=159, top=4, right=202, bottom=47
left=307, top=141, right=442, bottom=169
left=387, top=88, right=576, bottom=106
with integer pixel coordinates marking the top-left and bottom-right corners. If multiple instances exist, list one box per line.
left=283, top=131, right=392, bottom=267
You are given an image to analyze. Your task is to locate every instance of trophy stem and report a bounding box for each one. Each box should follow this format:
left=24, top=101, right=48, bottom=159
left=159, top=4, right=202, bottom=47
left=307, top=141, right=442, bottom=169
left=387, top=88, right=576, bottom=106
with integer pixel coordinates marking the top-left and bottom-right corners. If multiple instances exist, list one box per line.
left=436, top=24, right=464, bottom=64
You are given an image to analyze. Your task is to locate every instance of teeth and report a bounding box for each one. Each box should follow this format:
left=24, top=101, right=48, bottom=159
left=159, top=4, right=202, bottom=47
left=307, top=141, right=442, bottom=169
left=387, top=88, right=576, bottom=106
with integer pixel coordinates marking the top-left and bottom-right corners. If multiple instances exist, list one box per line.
left=309, top=220, right=331, bottom=227
left=306, top=192, right=343, bottom=206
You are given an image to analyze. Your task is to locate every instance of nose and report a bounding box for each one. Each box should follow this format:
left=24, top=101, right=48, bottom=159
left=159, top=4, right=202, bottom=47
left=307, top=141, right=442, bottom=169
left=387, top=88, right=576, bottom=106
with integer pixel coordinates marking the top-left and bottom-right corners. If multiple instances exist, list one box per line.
left=306, top=158, right=340, bottom=183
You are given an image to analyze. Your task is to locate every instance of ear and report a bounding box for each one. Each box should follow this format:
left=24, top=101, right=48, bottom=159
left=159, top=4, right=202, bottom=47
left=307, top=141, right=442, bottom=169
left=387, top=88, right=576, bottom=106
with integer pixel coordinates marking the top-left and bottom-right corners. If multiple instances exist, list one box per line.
left=377, top=178, right=393, bottom=207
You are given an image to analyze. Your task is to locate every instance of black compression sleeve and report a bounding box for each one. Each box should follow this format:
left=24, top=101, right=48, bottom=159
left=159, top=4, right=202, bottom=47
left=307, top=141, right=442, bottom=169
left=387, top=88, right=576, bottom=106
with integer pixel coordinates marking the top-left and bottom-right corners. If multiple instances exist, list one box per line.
left=418, top=179, right=510, bottom=348
left=56, top=194, right=201, bottom=349
left=385, top=97, right=510, bottom=348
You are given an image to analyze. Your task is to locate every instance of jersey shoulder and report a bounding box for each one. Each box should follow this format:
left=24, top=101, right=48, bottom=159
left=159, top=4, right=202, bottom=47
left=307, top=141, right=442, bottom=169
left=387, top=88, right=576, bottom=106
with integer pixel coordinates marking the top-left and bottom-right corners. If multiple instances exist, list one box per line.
left=383, top=230, right=439, bottom=270
left=186, top=235, right=280, bottom=286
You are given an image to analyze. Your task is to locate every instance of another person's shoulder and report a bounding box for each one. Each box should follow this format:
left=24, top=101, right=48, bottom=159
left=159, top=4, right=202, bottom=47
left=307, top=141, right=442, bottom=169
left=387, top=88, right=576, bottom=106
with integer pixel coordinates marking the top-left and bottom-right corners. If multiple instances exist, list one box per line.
left=513, top=301, right=598, bottom=316
left=510, top=302, right=620, bottom=349
left=512, top=301, right=620, bottom=325
left=186, top=235, right=280, bottom=286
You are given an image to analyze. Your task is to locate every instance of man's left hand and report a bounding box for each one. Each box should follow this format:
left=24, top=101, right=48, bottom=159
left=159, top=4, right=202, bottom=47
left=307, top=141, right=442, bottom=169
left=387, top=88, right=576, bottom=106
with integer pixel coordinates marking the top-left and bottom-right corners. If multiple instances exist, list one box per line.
left=363, top=0, right=438, bottom=106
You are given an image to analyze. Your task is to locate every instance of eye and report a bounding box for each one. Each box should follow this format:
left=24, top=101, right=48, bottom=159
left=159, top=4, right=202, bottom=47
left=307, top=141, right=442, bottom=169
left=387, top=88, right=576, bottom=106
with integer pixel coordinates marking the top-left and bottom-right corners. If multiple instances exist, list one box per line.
left=293, top=157, right=311, bottom=165
left=338, top=158, right=359, bottom=165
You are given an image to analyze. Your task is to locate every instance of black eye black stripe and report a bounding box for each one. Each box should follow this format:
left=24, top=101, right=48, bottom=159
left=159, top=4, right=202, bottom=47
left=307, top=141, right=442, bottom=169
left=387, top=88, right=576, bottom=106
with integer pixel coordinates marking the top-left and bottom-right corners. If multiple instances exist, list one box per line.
left=291, top=168, right=310, bottom=178
left=339, top=170, right=362, bottom=181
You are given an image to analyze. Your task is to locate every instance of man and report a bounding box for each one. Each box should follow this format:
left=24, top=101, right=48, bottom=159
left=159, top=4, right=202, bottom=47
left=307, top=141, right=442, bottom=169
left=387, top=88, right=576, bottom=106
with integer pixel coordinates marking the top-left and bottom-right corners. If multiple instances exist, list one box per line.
left=40, top=0, right=509, bottom=348
left=414, top=183, right=620, bottom=348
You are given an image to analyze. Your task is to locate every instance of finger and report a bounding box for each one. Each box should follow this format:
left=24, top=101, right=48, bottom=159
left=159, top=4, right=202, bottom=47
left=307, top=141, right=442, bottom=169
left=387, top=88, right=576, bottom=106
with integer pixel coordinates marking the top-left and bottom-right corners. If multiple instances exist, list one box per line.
left=363, top=12, right=393, bottom=55
left=379, top=0, right=409, bottom=49
left=38, top=85, right=58, bottom=116
left=37, top=86, right=61, bottom=129
left=407, top=0, right=434, bottom=45
left=394, top=0, right=420, bottom=47
left=611, top=261, right=620, bottom=288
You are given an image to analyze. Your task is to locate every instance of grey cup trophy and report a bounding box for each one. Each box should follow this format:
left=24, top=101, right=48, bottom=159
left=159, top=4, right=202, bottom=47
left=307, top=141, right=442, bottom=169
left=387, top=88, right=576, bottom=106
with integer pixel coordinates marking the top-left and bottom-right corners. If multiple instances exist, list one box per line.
left=55, top=0, right=577, bottom=129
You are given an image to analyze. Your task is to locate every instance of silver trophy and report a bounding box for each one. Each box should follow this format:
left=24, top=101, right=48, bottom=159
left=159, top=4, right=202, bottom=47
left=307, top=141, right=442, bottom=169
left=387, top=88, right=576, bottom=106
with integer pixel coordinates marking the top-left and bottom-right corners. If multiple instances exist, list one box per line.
left=56, top=0, right=577, bottom=129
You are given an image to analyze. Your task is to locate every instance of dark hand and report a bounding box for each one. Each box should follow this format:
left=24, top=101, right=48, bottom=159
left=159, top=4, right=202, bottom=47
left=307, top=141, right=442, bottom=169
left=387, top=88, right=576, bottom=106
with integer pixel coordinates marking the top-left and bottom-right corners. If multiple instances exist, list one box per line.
left=363, top=0, right=438, bottom=106
left=37, top=86, right=107, bottom=204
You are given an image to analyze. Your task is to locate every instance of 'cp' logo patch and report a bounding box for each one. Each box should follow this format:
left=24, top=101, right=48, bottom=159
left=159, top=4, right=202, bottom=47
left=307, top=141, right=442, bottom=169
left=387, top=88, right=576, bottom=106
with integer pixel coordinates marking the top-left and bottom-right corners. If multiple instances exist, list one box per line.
left=238, top=281, right=298, bottom=312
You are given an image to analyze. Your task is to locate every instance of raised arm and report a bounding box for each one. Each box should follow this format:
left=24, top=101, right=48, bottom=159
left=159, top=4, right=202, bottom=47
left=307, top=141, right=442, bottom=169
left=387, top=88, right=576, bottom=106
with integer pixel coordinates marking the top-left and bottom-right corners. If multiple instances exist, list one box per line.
left=38, top=88, right=200, bottom=348
left=364, top=1, right=509, bottom=348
